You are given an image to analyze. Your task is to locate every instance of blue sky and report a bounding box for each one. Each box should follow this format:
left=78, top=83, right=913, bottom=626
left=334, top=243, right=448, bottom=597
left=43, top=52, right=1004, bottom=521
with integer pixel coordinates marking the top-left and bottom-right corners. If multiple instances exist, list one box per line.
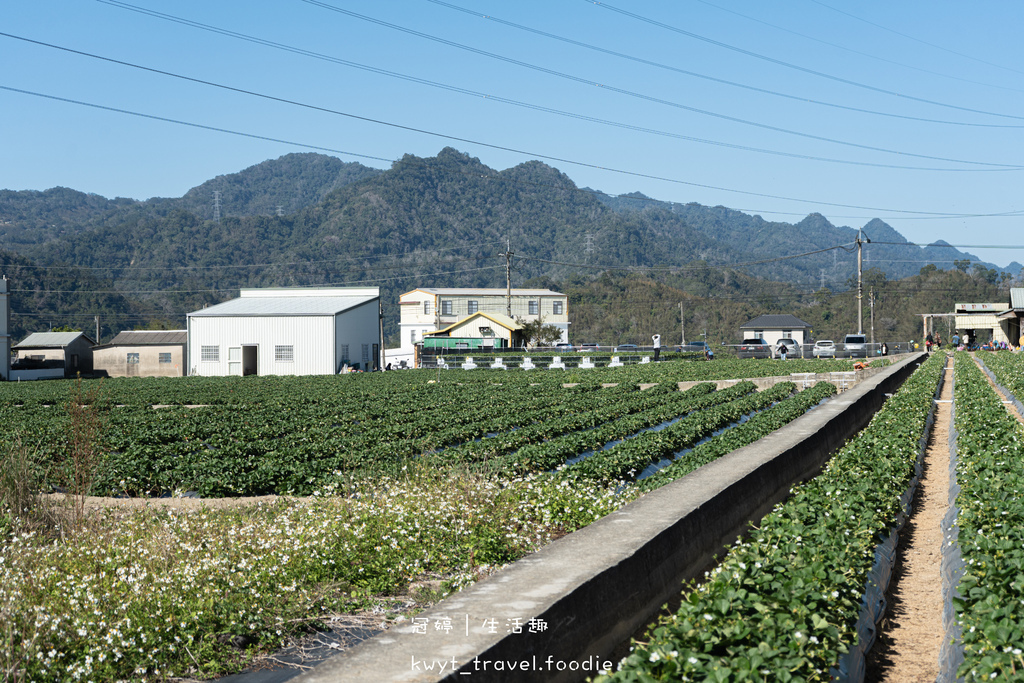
left=3, top=1, right=1024, bottom=269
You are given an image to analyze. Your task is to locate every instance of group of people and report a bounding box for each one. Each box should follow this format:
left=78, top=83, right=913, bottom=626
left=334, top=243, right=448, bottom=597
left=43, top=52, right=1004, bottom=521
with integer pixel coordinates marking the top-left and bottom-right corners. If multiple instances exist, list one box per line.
left=926, top=331, right=981, bottom=352
left=924, top=333, right=945, bottom=352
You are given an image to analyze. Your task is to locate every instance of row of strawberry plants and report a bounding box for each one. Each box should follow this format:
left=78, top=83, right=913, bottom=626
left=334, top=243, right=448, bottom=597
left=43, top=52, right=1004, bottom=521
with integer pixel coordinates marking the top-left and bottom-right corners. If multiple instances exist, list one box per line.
left=92, top=383, right=720, bottom=496
left=562, top=382, right=797, bottom=485
left=0, top=356, right=877, bottom=408
left=597, top=351, right=945, bottom=682
left=432, top=383, right=718, bottom=470
left=972, top=349, right=1024, bottom=411
left=637, top=380, right=838, bottom=492
left=477, top=383, right=757, bottom=476
left=91, top=386, right=639, bottom=496
left=949, top=354, right=1024, bottom=681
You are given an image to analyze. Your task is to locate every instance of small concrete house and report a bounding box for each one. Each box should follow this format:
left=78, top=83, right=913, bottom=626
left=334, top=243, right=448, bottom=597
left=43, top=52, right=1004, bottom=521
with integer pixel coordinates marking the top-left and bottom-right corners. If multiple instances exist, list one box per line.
left=739, top=314, right=813, bottom=347
left=13, top=331, right=96, bottom=377
left=93, top=330, right=187, bottom=377
left=422, top=312, right=525, bottom=350
left=187, top=287, right=381, bottom=376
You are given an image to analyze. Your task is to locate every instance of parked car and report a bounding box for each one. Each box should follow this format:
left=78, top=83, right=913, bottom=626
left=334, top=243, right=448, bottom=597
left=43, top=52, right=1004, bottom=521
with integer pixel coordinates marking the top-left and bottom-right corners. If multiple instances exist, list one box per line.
left=553, top=342, right=573, bottom=350
left=737, top=337, right=771, bottom=359
left=614, top=343, right=638, bottom=352
left=676, top=341, right=709, bottom=353
left=842, top=334, right=868, bottom=358
left=812, top=340, right=837, bottom=358
left=774, top=338, right=802, bottom=359
left=577, top=342, right=600, bottom=352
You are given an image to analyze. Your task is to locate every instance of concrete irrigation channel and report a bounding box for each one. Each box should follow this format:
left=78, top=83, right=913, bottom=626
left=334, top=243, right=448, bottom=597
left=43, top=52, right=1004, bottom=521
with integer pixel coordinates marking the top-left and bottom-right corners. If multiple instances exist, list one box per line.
left=295, top=354, right=925, bottom=683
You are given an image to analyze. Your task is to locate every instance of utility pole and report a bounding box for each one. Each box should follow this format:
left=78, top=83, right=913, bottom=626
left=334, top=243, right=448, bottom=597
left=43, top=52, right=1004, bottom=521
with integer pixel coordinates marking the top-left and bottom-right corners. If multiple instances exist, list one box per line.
left=498, top=239, right=514, bottom=317
left=679, top=302, right=685, bottom=345
left=856, top=230, right=870, bottom=334
left=95, top=315, right=100, bottom=345
left=869, top=288, right=875, bottom=345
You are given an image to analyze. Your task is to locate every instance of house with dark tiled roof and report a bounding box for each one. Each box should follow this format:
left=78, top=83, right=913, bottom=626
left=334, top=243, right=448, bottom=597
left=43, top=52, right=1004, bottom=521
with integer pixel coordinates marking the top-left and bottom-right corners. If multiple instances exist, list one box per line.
left=93, top=330, right=188, bottom=377
left=739, top=314, right=813, bottom=347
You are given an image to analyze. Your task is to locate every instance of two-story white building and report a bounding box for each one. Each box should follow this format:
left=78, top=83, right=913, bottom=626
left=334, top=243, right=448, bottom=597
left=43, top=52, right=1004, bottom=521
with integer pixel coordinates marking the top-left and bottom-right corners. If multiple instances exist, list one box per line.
left=395, top=288, right=569, bottom=362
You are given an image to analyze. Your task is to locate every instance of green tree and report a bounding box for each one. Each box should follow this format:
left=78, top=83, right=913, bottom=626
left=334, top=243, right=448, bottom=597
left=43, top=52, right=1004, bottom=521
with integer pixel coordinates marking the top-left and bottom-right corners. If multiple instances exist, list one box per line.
left=516, top=317, right=564, bottom=347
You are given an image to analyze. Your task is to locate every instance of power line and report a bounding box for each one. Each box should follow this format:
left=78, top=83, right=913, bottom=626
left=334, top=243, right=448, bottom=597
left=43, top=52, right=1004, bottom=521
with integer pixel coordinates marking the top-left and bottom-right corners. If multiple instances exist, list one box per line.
left=8, top=265, right=507, bottom=295
left=1, top=79, right=1016, bottom=219
left=427, top=0, right=1024, bottom=129
left=0, top=85, right=395, bottom=165
left=521, top=242, right=855, bottom=272
left=691, top=0, right=1024, bottom=95
left=808, top=0, right=1024, bottom=79
left=290, top=5, right=1021, bottom=168
left=82, top=1, right=1011, bottom=172
left=585, top=1, right=1024, bottom=123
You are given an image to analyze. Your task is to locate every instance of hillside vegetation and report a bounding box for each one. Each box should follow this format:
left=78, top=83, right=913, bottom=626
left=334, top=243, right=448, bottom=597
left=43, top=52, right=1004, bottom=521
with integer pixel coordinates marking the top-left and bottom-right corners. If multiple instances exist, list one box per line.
left=0, top=149, right=1016, bottom=344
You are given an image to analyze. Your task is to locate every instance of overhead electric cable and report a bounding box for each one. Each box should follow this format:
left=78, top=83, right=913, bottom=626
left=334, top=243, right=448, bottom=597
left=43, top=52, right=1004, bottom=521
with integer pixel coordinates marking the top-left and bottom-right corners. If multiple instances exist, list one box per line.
left=586, top=1, right=1024, bottom=122
left=427, top=0, right=1024, bottom=127
left=520, top=242, right=854, bottom=272
left=13, top=265, right=507, bottom=294
left=0, top=80, right=1020, bottom=220
left=0, top=85, right=393, bottom=166
left=289, top=4, right=1022, bottom=167
left=808, top=0, right=1024, bottom=78
left=692, top=0, right=1024, bottom=95
left=85, top=1, right=1009, bottom=170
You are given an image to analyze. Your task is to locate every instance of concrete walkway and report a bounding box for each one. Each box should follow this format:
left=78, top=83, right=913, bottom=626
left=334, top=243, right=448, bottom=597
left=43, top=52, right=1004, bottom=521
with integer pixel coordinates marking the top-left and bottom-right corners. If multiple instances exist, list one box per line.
left=297, top=354, right=924, bottom=683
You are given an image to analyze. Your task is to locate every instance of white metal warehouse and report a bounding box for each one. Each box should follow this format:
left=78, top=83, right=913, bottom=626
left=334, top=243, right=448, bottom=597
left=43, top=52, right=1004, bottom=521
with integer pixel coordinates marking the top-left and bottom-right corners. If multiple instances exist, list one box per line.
left=187, top=287, right=381, bottom=376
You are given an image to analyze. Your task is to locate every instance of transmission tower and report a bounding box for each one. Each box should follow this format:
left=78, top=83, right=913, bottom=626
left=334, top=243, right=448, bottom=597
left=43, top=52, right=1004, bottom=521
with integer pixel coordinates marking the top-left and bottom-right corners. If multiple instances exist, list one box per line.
left=584, top=232, right=595, bottom=263
left=213, top=191, right=222, bottom=224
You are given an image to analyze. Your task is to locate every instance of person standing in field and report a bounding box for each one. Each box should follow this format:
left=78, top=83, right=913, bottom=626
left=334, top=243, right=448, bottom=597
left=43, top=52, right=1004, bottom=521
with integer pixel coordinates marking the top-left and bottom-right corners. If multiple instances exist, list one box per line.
left=652, top=334, right=661, bottom=361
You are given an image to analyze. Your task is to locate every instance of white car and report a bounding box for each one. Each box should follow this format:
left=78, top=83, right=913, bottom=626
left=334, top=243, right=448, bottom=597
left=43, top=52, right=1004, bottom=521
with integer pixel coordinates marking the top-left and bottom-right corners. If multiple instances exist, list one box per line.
left=812, top=340, right=837, bottom=358
left=774, top=338, right=802, bottom=358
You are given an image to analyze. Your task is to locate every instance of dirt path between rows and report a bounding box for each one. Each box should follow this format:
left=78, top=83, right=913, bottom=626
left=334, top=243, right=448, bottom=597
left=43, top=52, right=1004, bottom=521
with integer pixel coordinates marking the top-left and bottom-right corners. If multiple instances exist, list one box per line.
left=866, top=355, right=951, bottom=682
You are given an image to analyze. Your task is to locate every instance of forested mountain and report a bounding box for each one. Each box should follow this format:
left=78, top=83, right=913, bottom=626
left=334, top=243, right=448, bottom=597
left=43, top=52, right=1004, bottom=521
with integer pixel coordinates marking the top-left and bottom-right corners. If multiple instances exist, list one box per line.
left=0, top=187, right=134, bottom=250
left=0, top=153, right=380, bottom=249
left=0, top=249, right=164, bottom=342
left=1, top=148, right=1018, bottom=346
left=167, top=153, right=382, bottom=220
left=596, top=193, right=1021, bottom=283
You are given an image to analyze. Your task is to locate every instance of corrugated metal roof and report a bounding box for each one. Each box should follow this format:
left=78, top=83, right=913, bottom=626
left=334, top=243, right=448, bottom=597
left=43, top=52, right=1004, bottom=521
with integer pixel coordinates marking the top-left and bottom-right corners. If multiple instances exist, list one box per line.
left=407, top=288, right=564, bottom=297
left=15, top=331, right=93, bottom=348
left=740, top=314, right=812, bottom=329
left=427, top=312, right=523, bottom=336
left=189, top=294, right=377, bottom=317
left=1011, top=288, right=1024, bottom=309
left=107, top=330, right=187, bottom=346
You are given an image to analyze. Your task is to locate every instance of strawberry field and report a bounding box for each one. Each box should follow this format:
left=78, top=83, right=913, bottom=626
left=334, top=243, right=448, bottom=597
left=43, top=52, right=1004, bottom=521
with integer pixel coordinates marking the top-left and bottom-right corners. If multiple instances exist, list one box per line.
left=0, top=357, right=861, bottom=498
left=948, top=352, right=1024, bottom=681
left=598, top=350, right=1024, bottom=682
left=0, top=358, right=849, bottom=681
